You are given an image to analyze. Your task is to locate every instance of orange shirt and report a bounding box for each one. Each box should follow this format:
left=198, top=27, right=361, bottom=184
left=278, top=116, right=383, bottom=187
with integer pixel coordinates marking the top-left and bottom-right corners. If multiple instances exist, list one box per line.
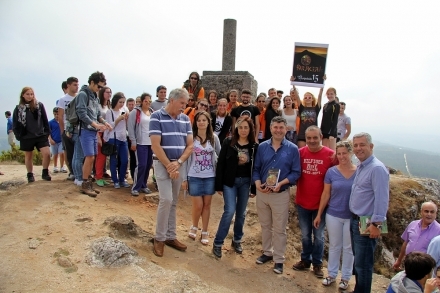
left=184, top=107, right=196, bottom=124
left=258, top=108, right=266, bottom=140
left=227, top=101, right=241, bottom=113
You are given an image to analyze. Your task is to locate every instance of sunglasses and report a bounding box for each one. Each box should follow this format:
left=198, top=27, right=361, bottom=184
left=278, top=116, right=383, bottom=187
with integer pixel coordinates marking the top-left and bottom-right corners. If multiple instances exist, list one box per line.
left=190, top=77, right=198, bottom=80
left=199, top=103, right=208, bottom=107
left=257, top=100, right=265, bottom=103
left=97, top=85, right=104, bottom=89
left=189, top=99, right=194, bottom=102
left=340, top=102, right=346, bottom=105
left=304, top=96, right=312, bottom=100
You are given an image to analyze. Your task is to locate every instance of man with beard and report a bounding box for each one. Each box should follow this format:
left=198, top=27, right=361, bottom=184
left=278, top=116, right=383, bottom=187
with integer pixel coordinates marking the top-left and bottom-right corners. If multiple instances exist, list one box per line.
left=231, top=89, right=260, bottom=141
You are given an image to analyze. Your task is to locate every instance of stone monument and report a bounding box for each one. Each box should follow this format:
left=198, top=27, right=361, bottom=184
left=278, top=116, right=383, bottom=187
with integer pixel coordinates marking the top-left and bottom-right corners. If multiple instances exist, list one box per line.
left=201, top=19, right=258, bottom=100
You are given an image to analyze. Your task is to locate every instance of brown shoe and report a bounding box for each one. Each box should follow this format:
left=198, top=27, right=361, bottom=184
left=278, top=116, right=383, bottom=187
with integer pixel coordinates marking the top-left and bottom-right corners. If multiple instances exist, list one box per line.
left=153, top=239, right=165, bottom=257
left=80, top=181, right=97, bottom=197
left=89, top=180, right=101, bottom=194
left=164, top=239, right=187, bottom=251
left=292, top=260, right=311, bottom=271
left=313, top=265, right=324, bottom=278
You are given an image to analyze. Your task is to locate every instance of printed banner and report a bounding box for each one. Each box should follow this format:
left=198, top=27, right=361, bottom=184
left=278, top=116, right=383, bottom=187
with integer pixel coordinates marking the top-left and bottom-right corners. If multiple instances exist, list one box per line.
left=291, top=42, right=329, bottom=88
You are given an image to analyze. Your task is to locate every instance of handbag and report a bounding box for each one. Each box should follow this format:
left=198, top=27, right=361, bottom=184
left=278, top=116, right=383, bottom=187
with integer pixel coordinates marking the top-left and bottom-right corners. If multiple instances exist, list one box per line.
left=101, top=111, right=117, bottom=156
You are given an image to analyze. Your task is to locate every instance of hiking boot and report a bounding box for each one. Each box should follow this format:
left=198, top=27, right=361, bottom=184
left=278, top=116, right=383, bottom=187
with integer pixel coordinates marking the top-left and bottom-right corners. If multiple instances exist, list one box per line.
left=313, top=265, right=324, bottom=278
left=42, top=169, right=51, bottom=181
left=212, top=245, right=222, bottom=258
left=292, top=260, right=311, bottom=271
left=273, top=263, right=283, bottom=274
left=231, top=240, right=243, bottom=254
left=256, top=254, right=273, bottom=264
left=164, top=239, right=187, bottom=251
left=153, top=239, right=164, bottom=257
left=27, top=172, right=35, bottom=183
left=89, top=180, right=101, bottom=194
left=80, top=181, right=97, bottom=197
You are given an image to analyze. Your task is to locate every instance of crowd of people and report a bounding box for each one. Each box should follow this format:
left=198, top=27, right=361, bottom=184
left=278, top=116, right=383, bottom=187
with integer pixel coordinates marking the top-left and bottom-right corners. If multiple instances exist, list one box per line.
left=6, top=70, right=440, bottom=293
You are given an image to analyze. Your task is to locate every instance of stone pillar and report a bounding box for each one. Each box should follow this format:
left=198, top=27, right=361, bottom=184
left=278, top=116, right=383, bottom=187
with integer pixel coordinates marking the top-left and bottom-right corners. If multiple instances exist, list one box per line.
left=222, top=19, right=236, bottom=71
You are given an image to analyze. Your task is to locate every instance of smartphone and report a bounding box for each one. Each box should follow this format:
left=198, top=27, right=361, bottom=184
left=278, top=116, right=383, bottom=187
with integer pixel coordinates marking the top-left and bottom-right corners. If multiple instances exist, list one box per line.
left=121, top=112, right=126, bottom=115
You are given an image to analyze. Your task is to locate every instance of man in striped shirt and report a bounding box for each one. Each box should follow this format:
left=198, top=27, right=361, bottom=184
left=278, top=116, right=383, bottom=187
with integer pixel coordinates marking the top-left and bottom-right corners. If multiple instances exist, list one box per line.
left=150, top=88, right=194, bottom=257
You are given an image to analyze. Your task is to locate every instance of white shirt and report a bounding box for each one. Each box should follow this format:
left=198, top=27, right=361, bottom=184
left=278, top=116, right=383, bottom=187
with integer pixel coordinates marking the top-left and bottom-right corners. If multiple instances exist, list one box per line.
left=140, top=111, right=151, bottom=145
left=104, top=109, right=127, bottom=141
left=57, top=94, right=75, bottom=130
left=282, top=109, right=298, bottom=131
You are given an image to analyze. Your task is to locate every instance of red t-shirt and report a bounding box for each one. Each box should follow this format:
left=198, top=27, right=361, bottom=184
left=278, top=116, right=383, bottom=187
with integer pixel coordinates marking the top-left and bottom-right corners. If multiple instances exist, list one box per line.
left=295, top=146, right=336, bottom=210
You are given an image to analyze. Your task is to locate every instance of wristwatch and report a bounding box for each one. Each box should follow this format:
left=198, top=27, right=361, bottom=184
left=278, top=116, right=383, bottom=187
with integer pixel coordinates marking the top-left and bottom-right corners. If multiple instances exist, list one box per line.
left=177, top=159, right=183, bottom=165
left=372, top=223, right=382, bottom=229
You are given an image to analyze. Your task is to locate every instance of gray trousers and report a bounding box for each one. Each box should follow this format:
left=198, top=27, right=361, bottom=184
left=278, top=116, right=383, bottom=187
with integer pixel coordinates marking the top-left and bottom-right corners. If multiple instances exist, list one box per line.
left=154, top=160, right=184, bottom=241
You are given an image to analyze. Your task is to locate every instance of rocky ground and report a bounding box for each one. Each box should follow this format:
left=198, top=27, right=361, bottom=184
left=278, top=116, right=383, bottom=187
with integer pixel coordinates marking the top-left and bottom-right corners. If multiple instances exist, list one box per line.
left=0, top=163, right=426, bottom=293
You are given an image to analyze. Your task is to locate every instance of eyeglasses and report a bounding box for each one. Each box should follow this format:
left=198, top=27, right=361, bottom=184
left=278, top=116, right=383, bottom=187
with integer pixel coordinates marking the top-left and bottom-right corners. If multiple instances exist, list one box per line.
left=199, top=103, right=208, bottom=107
left=190, top=77, right=198, bottom=80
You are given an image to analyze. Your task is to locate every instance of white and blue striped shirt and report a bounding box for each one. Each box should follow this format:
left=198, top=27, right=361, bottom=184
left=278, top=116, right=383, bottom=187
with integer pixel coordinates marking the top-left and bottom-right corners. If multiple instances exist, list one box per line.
left=149, top=108, right=192, bottom=160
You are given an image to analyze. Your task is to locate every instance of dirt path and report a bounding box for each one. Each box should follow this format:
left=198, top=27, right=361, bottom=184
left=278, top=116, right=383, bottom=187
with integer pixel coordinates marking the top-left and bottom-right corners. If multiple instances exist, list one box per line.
left=0, top=164, right=390, bottom=292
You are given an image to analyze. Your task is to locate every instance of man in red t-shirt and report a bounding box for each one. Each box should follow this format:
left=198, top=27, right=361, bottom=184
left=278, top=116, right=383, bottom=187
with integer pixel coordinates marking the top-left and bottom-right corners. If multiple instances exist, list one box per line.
left=292, top=125, right=335, bottom=278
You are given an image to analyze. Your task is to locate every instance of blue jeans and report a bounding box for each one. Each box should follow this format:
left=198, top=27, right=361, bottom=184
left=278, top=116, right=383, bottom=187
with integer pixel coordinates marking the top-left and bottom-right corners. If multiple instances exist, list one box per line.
left=214, top=177, right=251, bottom=247
left=297, top=204, right=326, bottom=265
left=350, top=218, right=377, bottom=293
left=108, top=139, right=128, bottom=184
left=72, top=130, right=84, bottom=181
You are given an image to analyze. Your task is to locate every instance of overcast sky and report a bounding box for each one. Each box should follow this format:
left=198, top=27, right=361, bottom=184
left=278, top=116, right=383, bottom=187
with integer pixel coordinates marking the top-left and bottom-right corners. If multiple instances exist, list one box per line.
left=1, top=0, right=439, bottom=153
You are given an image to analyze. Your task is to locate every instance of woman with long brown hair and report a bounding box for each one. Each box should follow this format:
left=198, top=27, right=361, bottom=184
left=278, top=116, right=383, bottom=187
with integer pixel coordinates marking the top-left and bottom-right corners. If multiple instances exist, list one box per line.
left=264, top=97, right=282, bottom=141
left=13, top=87, right=51, bottom=182
left=183, top=71, right=205, bottom=100
left=212, top=117, right=259, bottom=258
left=181, top=111, right=221, bottom=245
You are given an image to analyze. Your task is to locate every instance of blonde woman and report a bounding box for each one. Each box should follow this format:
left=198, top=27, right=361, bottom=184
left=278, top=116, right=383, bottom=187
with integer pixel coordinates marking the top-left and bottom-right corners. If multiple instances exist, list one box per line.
left=13, top=87, right=51, bottom=182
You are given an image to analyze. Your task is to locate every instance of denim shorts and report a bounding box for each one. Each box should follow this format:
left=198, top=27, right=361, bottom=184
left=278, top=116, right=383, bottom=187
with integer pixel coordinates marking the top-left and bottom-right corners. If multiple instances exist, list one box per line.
left=50, top=142, right=64, bottom=155
left=188, top=176, right=215, bottom=196
left=79, top=128, right=98, bottom=156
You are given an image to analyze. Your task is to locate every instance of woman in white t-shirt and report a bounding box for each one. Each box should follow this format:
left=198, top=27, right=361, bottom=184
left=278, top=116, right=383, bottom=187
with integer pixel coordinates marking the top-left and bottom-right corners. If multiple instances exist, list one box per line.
left=181, top=111, right=221, bottom=246
left=127, top=93, right=154, bottom=196
left=95, top=86, right=112, bottom=187
left=104, top=92, right=130, bottom=189
left=281, top=95, right=298, bottom=145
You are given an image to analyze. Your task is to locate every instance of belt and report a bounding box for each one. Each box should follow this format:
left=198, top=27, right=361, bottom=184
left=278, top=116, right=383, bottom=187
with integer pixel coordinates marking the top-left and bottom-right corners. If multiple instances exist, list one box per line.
left=152, top=156, right=177, bottom=162
left=351, top=213, right=360, bottom=220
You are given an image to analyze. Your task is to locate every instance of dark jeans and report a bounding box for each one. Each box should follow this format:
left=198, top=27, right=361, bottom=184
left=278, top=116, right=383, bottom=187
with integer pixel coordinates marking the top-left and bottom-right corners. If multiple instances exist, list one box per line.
left=350, top=218, right=377, bottom=293
left=109, top=139, right=128, bottom=184
left=132, top=145, right=153, bottom=191
left=127, top=138, right=137, bottom=179
left=214, top=177, right=251, bottom=246
left=297, top=204, right=326, bottom=266
left=62, top=131, right=74, bottom=175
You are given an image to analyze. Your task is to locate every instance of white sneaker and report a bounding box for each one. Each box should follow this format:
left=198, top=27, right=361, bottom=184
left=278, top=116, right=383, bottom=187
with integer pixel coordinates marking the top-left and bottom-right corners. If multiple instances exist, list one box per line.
left=74, top=179, right=78, bottom=185
left=60, top=166, right=68, bottom=173
left=338, top=280, right=349, bottom=290
left=53, top=167, right=59, bottom=173
left=322, top=276, right=336, bottom=286
left=75, top=180, right=83, bottom=186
